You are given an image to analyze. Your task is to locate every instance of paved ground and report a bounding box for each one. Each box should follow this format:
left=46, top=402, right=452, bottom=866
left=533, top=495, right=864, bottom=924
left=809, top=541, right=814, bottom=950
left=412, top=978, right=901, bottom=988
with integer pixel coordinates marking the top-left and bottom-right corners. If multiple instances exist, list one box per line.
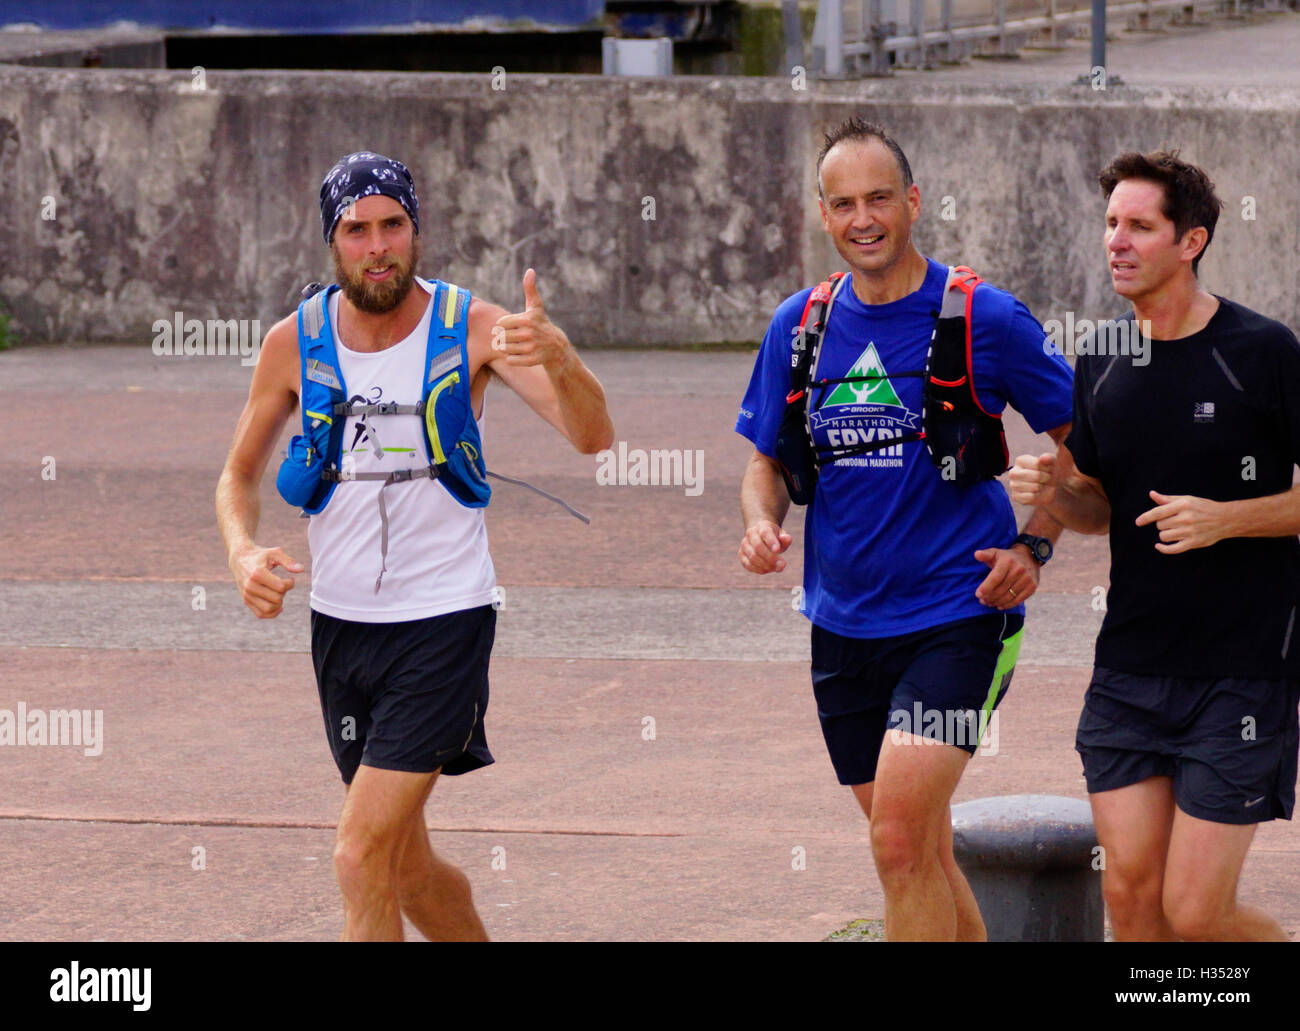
left=1, top=341, right=1296, bottom=942
left=911, top=7, right=1300, bottom=87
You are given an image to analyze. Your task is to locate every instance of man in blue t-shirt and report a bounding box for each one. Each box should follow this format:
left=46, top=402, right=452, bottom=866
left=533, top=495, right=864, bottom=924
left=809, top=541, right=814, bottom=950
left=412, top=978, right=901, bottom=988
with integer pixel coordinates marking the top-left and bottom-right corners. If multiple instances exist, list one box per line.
left=736, top=118, right=1073, bottom=941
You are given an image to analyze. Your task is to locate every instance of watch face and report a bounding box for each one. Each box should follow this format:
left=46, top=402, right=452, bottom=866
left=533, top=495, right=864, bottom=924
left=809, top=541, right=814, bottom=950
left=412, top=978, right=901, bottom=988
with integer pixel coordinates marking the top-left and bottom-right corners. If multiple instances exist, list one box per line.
left=1017, top=535, right=1050, bottom=562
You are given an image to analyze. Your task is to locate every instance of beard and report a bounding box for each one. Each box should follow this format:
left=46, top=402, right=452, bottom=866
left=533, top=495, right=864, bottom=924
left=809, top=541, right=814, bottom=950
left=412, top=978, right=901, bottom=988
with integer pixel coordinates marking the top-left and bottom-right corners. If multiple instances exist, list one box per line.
left=332, top=235, right=421, bottom=314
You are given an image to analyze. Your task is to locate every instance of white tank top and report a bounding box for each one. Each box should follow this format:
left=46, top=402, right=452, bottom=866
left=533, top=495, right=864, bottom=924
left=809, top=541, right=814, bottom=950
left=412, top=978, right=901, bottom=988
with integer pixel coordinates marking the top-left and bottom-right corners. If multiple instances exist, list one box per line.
left=307, top=283, right=497, bottom=622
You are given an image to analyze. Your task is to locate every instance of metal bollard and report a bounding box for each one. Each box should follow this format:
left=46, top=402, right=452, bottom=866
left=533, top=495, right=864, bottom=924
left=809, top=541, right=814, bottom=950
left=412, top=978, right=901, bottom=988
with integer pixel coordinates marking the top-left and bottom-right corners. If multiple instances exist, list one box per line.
left=951, top=794, right=1104, bottom=942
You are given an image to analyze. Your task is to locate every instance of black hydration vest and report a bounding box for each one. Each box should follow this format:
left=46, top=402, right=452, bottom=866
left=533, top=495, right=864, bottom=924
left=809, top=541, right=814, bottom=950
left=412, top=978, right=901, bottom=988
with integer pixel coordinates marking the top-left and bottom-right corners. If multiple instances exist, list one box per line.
left=773, top=266, right=1009, bottom=505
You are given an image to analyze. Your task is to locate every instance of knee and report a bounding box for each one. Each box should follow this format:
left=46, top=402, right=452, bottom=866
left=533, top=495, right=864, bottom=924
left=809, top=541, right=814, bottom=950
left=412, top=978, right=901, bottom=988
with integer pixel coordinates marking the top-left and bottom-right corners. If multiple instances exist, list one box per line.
left=870, top=815, right=934, bottom=881
left=1163, top=891, right=1223, bottom=941
left=333, top=830, right=394, bottom=896
left=1102, top=865, right=1163, bottom=920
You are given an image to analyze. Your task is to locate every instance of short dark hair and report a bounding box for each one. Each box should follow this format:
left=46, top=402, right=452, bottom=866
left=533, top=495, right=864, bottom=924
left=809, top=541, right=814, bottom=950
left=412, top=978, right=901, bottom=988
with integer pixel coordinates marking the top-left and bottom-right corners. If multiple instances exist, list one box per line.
left=817, top=117, right=913, bottom=196
left=1098, top=150, right=1223, bottom=275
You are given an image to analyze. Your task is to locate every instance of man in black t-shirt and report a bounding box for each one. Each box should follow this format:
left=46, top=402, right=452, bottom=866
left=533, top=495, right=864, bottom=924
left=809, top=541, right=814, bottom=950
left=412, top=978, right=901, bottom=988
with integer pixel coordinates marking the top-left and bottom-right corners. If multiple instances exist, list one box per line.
left=1011, top=151, right=1300, bottom=942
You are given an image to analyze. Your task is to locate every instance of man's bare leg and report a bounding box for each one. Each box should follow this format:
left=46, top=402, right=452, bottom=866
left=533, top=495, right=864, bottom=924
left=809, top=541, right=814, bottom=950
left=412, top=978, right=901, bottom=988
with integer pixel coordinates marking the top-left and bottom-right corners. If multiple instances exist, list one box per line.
left=851, top=780, right=984, bottom=941
left=1089, top=776, right=1178, bottom=941
left=864, top=732, right=974, bottom=941
left=1162, top=810, right=1287, bottom=941
left=937, top=807, right=985, bottom=941
left=333, top=764, right=438, bottom=941
left=395, top=787, right=489, bottom=941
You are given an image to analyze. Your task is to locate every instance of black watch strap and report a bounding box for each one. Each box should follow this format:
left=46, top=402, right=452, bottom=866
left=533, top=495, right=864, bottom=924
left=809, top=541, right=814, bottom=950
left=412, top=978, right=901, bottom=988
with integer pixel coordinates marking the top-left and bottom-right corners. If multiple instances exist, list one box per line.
left=1014, top=533, right=1053, bottom=565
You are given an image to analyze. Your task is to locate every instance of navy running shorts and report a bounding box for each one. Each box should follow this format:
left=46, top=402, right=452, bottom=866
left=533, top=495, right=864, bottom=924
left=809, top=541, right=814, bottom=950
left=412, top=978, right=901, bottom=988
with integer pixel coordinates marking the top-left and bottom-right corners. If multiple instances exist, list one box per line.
left=310, top=605, right=496, bottom=785
left=810, top=612, right=1024, bottom=786
left=1076, top=667, right=1300, bottom=824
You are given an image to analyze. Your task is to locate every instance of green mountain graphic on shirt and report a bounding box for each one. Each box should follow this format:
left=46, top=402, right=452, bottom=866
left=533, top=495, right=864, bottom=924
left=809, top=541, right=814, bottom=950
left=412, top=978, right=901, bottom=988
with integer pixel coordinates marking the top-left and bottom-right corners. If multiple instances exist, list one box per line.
left=823, top=343, right=903, bottom=408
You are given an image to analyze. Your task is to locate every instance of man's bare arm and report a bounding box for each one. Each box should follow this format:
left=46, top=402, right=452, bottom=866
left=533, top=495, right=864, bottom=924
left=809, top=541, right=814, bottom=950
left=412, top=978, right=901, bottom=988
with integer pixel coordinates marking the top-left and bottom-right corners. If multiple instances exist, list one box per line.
left=738, top=449, right=794, bottom=574
left=473, top=270, right=614, bottom=454
left=1010, top=435, right=1110, bottom=536
left=1134, top=482, right=1300, bottom=554
left=215, top=316, right=306, bottom=618
left=1017, top=424, right=1072, bottom=548
left=971, top=424, right=1074, bottom=608
left=1207, top=485, right=1300, bottom=538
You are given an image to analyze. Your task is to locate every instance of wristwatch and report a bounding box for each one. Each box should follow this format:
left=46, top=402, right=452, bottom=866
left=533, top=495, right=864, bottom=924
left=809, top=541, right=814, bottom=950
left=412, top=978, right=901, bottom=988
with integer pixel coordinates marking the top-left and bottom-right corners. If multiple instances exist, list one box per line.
left=1013, top=533, right=1053, bottom=565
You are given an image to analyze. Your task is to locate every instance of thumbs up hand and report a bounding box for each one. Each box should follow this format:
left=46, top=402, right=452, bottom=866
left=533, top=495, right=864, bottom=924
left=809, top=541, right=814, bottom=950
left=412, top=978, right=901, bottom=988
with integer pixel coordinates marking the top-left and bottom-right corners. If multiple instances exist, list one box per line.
left=492, top=268, right=574, bottom=371
left=522, top=266, right=544, bottom=312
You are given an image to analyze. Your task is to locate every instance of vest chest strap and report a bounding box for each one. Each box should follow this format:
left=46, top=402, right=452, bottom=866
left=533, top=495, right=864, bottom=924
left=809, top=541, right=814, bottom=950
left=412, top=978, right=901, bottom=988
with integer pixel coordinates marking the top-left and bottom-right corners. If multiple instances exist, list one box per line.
left=333, top=400, right=428, bottom=418
left=321, top=465, right=439, bottom=484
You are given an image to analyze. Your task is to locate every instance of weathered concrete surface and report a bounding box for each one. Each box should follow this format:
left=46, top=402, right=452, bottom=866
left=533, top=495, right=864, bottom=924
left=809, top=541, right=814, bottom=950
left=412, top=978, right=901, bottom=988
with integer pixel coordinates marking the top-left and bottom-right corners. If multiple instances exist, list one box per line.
left=4, top=22, right=1299, bottom=345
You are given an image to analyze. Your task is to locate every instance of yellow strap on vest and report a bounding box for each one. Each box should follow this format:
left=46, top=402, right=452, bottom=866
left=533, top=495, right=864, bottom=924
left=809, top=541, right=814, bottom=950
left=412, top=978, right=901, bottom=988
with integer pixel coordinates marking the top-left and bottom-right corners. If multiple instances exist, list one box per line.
left=442, top=284, right=459, bottom=329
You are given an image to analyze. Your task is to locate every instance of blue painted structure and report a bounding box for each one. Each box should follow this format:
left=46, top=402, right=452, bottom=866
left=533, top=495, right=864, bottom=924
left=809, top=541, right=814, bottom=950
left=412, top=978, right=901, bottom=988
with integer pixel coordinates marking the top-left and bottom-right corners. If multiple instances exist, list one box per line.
left=0, top=1, right=605, bottom=32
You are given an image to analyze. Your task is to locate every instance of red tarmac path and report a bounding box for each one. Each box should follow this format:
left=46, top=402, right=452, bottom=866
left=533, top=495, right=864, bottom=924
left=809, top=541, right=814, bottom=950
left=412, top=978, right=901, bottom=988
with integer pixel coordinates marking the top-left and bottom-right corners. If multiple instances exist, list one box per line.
left=1, top=344, right=1295, bottom=941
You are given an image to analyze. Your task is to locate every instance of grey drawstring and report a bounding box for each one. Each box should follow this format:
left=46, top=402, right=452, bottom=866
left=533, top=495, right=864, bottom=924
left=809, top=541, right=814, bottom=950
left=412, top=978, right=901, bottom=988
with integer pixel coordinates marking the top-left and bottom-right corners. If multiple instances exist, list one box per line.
left=320, top=464, right=589, bottom=593
left=370, top=466, right=438, bottom=593
left=485, top=471, right=590, bottom=525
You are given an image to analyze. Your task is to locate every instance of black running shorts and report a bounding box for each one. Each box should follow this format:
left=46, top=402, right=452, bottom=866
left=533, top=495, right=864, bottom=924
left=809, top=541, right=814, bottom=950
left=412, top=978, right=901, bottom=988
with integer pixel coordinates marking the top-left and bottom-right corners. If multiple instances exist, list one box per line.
left=1076, top=666, right=1300, bottom=824
left=310, top=605, right=496, bottom=785
left=810, top=612, right=1024, bottom=786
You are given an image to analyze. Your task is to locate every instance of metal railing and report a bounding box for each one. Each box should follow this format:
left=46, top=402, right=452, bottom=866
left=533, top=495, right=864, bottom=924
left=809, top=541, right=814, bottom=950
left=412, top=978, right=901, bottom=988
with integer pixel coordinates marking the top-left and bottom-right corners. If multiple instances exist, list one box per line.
left=809, top=0, right=1285, bottom=75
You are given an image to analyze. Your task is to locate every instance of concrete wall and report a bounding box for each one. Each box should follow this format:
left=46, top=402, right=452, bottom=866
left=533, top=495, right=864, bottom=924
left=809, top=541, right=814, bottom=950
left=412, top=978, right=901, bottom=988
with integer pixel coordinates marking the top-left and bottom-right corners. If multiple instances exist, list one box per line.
left=6, top=66, right=1299, bottom=345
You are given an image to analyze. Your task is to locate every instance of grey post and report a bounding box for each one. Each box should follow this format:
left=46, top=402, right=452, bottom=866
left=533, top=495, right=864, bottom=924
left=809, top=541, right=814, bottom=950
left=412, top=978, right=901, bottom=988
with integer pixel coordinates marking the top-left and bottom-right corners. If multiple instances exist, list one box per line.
left=909, top=0, right=928, bottom=68
left=823, top=0, right=845, bottom=78
left=782, top=0, right=805, bottom=76
left=1076, top=0, right=1120, bottom=86
left=951, top=794, right=1105, bottom=942
left=938, top=0, right=955, bottom=63
left=1091, top=0, right=1107, bottom=73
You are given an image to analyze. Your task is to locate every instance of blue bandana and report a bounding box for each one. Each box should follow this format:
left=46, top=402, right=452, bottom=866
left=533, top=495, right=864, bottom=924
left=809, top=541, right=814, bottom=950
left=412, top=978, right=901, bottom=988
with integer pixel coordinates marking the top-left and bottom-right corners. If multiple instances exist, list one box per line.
left=319, top=151, right=420, bottom=244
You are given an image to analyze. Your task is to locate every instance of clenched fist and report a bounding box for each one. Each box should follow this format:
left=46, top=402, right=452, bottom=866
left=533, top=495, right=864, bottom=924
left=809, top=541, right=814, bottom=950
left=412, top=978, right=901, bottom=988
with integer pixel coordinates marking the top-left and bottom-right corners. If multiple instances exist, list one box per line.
left=1009, top=452, right=1057, bottom=508
left=230, top=545, right=304, bottom=619
left=739, top=519, right=793, bottom=574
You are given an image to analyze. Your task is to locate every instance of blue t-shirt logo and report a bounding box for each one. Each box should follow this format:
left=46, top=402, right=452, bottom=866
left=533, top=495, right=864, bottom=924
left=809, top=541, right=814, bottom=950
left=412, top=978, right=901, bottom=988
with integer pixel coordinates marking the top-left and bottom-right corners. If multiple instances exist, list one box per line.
left=811, top=341, right=921, bottom=469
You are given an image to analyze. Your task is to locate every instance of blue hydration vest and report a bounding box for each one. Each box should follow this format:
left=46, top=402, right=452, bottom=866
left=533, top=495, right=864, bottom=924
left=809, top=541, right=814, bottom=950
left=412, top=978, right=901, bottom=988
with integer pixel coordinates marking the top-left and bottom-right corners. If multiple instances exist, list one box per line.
left=774, top=265, right=1009, bottom=504
left=275, top=277, right=490, bottom=517
left=276, top=277, right=590, bottom=591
